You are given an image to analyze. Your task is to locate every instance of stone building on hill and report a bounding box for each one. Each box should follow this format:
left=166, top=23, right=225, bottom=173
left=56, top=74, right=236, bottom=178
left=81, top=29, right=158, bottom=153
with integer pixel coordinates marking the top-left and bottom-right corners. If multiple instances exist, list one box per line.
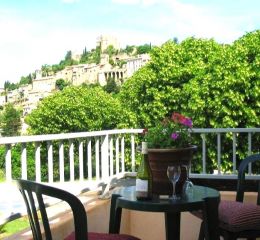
left=0, top=35, right=150, bottom=134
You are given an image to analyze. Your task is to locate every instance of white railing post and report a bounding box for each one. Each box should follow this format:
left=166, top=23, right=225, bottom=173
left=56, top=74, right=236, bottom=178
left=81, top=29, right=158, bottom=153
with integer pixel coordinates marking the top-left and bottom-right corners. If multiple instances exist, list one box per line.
left=21, top=143, right=27, bottom=179
left=69, top=140, right=74, bottom=181
left=35, top=142, right=41, bottom=182
left=79, top=140, right=84, bottom=181
left=47, top=141, right=53, bottom=183
left=131, top=134, right=135, bottom=172
left=232, top=133, right=237, bottom=174
left=248, top=132, right=252, bottom=174
left=59, top=141, right=64, bottom=182
left=5, top=144, right=12, bottom=182
left=87, top=140, right=92, bottom=180
left=116, top=137, right=120, bottom=175
left=121, top=137, right=125, bottom=173
left=109, top=137, right=114, bottom=176
left=201, top=134, right=206, bottom=174
left=95, top=138, right=100, bottom=180
left=101, top=135, right=109, bottom=180
left=217, top=133, right=221, bottom=174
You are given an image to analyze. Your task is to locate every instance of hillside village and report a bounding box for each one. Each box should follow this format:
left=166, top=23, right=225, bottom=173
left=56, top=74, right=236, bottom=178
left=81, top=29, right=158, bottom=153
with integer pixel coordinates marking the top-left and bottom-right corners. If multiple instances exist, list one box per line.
left=0, top=35, right=150, bottom=133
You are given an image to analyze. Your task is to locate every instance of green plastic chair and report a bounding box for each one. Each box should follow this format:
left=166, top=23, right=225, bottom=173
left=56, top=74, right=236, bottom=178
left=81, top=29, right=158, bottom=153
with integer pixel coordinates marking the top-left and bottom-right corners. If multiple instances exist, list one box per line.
left=16, top=179, right=140, bottom=240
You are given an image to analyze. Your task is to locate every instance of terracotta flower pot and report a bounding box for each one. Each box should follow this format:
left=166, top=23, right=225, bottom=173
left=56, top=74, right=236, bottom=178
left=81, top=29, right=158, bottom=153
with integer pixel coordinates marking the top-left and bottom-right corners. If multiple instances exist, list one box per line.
left=147, top=145, right=197, bottom=195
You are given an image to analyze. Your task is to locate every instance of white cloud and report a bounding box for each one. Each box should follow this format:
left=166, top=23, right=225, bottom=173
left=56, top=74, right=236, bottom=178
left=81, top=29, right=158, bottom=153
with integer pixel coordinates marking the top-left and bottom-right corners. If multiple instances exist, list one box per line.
left=0, top=11, right=97, bottom=87
left=0, top=0, right=257, bottom=87
left=111, top=0, right=248, bottom=43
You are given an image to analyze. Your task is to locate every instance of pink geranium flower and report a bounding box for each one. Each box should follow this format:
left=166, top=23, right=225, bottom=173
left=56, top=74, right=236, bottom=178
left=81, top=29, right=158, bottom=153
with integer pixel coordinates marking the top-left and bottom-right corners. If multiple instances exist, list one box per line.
left=144, top=112, right=193, bottom=148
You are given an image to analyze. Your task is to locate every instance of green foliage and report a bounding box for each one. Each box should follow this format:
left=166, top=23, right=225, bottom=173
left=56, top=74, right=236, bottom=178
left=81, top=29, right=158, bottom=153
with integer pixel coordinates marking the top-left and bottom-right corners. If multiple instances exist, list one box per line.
left=145, top=113, right=193, bottom=148
left=79, top=46, right=101, bottom=64
left=19, top=74, right=33, bottom=85
left=136, top=43, right=151, bottom=54
left=80, top=47, right=90, bottom=63
left=0, top=103, right=22, bottom=136
left=55, top=78, right=70, bottom=90
left=0, top=169, right=4, bottom=182
left=104, top=45, right=118, bottom=56
left=4, top=81, right=19, bottom=91
left=25, top=86, right=135, bottom=135
left=103, top=77, right=120, bottom=94
left=120, top=30, right=260, bottom=172
left=124, top=45, right=135, bottom=55
left=0, top=216, right=29, bottom=238
left=41, top=64, right=52, bottom=77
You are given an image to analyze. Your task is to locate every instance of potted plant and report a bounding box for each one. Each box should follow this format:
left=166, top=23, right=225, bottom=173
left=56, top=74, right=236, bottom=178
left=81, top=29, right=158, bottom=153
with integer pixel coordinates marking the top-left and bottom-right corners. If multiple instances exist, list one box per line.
left=143, top=112, right=197, bottom=195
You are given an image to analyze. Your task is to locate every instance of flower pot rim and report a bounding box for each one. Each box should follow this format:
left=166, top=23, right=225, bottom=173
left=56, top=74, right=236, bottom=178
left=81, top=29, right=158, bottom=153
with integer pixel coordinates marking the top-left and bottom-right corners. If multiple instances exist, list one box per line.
left=147, top=145, right=197, bottom=152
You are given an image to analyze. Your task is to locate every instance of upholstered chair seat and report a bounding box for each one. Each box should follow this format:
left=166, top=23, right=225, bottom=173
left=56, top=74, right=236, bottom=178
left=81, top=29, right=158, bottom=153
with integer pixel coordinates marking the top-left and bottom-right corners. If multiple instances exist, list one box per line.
left=219, top=200, right=260, bottom=232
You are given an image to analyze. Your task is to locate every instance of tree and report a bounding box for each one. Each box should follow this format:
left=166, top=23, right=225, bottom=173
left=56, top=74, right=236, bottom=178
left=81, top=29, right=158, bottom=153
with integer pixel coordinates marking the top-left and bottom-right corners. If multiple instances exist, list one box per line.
left=80, top=47, right=90, bottom=63
left=25, top=86, right=135, bottom=135
left=0, top=103, right=22, bottom=136
left=55, top=78, right=70, bottom=90
left=93, top=46, right=101, bottom=64
left=4, top=81, right=18, bottom=91
left=104, top=45, right=117, bottom=57
left=124, top=45, right=135, bottom=55
left=41, top=64, right=52, bottom=77
left=136, top=44, right=151, bottom=54
left=103, top=77, right=120, bottom=94
left=119, top=30, right=260, bottom=172
left=19, top=74, right=32, bottom=85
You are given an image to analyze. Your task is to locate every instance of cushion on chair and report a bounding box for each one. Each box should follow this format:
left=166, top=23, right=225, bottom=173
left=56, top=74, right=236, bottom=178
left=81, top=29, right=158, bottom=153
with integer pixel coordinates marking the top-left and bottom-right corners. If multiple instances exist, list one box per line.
left=219, top=200, right=260, bottom=232
left=65, top=231, right=141, bottom=240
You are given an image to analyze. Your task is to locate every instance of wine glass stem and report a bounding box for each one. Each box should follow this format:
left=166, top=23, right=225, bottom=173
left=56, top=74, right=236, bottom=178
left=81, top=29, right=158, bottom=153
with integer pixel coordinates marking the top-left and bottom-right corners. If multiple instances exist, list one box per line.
left=172, top=181, right=176, bottom=197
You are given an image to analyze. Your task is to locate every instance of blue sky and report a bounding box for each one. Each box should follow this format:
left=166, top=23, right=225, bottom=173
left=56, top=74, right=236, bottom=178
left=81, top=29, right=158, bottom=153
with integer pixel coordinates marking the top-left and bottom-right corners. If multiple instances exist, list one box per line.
left=0, top=0, right=259, bottom=88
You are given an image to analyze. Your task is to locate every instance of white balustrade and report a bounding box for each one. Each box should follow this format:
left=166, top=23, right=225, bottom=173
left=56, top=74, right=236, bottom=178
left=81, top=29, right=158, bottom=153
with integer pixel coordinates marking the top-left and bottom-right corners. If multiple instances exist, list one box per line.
left=191, top=128, right=260, bottom=179
left=0, top=128, right=259, bottom=184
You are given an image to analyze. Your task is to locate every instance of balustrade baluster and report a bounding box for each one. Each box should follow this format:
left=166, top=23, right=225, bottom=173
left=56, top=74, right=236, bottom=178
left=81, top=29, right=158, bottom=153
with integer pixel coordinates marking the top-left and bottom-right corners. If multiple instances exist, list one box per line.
left=95, top=138, right=100, bottom=180
left=101, top=135, right=109, bottom=180
left=217, top=133, right=221, bottom=174
left=116, top=137, right=120, bottom=175
left=121, top=137, right=125, bottom=173
left=69, top=140, right=74, bottom=181
left=87, top=140, right=92, bottom=180
left=131, top=134, right=135, bottom=172
left=232, top=133, right=237, bottom=174
left=109, top=137, right=114, bottom=176
left=79, top=140, right=84, bottom=181
left=35, top=142, right=41, bottom=182
left=47, top=141, right=53, bottom=183
left=201, top=134, right=206, bottom=174
left=21, top=143, right=27, bottom=179
left=59, top=141, right=64, bottom=182
left=5, top=144, right=12, bottom=182
left=248, top=133, right=252, bottom=174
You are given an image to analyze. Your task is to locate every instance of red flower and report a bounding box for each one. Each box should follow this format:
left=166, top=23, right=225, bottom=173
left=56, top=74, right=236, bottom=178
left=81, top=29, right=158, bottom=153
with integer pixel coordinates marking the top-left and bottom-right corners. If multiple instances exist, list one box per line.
left=171, top=112, right=186, bottom=123
left=171, top=112, right=192, bottom=128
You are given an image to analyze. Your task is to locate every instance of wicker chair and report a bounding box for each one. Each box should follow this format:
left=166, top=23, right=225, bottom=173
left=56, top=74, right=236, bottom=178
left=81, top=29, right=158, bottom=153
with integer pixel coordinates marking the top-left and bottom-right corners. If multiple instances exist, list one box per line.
left=16, top=179, right=140, bottom=240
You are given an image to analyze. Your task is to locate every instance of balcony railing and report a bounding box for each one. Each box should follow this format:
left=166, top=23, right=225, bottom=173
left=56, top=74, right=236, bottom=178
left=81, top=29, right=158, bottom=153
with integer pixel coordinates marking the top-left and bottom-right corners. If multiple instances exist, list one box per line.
left=0, top=129, right=143, bottom=186
left=0, top=128, right=259, bottom=185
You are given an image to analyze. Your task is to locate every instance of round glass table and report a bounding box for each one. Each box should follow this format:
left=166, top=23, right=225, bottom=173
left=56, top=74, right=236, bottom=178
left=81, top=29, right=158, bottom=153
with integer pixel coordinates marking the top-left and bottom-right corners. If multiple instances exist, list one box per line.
left=109, top=185, right=220, bottom=240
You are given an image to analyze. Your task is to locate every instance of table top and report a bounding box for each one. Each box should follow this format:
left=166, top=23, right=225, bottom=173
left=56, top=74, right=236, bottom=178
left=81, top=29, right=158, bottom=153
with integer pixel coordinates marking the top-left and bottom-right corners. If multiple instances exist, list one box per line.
left=112, top=185, right=220, bottom=212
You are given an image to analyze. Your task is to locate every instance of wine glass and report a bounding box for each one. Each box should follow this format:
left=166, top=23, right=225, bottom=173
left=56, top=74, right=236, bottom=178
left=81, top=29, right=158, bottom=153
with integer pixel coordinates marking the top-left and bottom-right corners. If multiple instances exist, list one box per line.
left=167, top=165, right=181, bottom=199
left=182, top=164, right=194, bottom=196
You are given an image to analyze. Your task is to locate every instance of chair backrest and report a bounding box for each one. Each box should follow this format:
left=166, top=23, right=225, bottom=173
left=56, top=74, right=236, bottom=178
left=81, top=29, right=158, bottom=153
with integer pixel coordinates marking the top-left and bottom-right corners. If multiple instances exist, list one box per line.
left=16, top=179, right=88, bottom=240
left=236, top=154, right=260, bottom=205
